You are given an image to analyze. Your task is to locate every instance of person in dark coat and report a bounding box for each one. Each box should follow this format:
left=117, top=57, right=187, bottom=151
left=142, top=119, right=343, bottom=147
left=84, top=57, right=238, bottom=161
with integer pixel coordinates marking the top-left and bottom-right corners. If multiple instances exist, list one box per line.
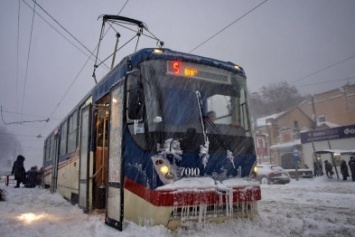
left=0, top=188, right=5, bottom=201
left=36, top=167, right=44, bottom=186
left=25, top=166, right=38, bottom=188
left=340, top=160, right=349, bottom=181
left=11, top=155, right=26, bottom=188
left=348, top=156, right=355, bottom=182
left=324, top=160, right=333, bottom=179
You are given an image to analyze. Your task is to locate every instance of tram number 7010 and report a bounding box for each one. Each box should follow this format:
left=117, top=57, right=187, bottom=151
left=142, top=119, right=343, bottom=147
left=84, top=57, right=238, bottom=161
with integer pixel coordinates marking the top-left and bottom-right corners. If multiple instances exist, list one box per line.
left=180, top=167, right=200, bottom=177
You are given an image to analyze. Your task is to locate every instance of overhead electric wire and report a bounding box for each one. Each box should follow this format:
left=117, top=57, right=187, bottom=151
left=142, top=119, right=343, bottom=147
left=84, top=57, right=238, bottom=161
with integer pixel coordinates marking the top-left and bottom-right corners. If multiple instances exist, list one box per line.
left=21, top=0, right=109, bottom=69
left=118, top=0, right=129, bottom=15
left=189, top=0, right=269, bottom=53
left=45, top=55, right=92, bottom=122
left=9, top=0, right=131, bottom=160
left=291, top=53, right=355, bottom=84
left=29, top=0, right=98, bottom=63
left=36, top=0, right=131, bottom=137
left=296, top=76, right=355, bottom=88
left=44, top=0, right=131, bottom=120
left=20, top=0, right=36, bottom=121
left=16, top=0, right=21, bottom=120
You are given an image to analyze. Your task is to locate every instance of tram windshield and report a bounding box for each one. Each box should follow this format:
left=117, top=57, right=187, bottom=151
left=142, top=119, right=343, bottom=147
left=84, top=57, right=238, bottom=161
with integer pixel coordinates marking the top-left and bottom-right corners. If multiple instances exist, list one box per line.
left=136, top=60, right=251, bottom=152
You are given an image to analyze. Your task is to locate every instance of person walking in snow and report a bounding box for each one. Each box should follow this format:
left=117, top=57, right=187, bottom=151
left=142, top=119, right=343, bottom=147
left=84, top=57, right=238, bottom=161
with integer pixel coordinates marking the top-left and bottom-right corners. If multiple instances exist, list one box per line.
left=11, top=155, right=26, bottom=188
left=348, top=156, right=355, bottom=182
left=340, top=160, right=349, bottom=181
left=324, top=160, right=333, bottom=179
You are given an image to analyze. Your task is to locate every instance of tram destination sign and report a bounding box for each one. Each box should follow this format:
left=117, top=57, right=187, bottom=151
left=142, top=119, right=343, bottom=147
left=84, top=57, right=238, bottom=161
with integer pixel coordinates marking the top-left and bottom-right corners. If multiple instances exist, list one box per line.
left=300, top=124, right=355, bottom=143
left=166, top=61, right=231, bottom=84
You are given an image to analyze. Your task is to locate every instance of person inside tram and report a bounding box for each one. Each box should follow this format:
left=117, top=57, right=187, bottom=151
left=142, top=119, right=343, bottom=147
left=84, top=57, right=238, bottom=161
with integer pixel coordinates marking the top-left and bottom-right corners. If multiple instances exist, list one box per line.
left=206, top=111, right=216, bottom=123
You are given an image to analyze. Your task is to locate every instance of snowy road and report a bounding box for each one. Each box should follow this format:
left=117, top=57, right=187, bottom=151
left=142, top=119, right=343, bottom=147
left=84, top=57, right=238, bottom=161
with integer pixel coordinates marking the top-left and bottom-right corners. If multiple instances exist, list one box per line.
left=258, top=180, right=355, bottom=237
left=1, top=176, right=354, bottom=237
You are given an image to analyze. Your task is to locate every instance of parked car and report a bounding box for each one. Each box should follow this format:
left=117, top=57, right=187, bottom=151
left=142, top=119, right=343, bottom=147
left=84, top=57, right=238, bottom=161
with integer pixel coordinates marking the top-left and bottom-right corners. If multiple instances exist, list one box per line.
left=255, top=164, right=291, bottom=184
left=286, top=168, right=313, bottom=179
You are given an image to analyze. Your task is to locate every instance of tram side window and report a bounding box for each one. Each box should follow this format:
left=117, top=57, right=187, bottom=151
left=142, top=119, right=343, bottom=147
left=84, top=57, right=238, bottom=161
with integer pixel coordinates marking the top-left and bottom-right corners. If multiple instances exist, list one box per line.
left=60, top=121, right=68, bottom=156
left=67, top=110, right=78, bottom=153
left=45, top=138, right=51, bottom=161
left=50, top=135, right=55, bottom=161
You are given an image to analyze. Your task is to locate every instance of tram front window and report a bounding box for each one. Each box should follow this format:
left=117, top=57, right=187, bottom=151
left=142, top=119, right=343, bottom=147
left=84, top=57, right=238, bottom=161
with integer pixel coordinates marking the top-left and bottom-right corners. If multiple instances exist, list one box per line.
left=140, top=60, right=249, bottom=152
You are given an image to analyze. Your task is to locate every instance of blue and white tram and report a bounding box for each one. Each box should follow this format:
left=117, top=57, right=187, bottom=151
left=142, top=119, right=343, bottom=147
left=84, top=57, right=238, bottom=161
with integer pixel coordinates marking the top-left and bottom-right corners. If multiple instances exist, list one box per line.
left=43, top=48, right=261, bottom=230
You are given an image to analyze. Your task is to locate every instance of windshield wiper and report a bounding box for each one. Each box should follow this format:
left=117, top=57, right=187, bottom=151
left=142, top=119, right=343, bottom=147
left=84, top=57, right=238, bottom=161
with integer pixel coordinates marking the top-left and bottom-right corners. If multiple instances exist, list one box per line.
left=195, top=91, right=208, bottom=144
left=195, top=91, right=209, bottom=168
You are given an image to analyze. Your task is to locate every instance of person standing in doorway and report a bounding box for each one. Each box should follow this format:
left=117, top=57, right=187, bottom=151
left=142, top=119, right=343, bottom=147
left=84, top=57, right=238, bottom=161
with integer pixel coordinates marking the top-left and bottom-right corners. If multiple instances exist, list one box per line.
left=11, top=155, right=26, bottom=188
left=348, top=156, right=355, bottom=182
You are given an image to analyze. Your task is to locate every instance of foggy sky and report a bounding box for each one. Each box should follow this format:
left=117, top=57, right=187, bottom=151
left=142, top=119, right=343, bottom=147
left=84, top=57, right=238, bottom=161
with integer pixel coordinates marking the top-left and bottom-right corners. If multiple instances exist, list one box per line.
left=1, top=0, right=355, bottom=169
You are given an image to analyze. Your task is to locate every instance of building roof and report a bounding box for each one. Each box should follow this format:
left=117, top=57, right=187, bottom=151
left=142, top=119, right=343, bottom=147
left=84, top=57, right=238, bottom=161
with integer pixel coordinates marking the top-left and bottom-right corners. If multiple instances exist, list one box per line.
left=256, top=112, right=285, bottom=127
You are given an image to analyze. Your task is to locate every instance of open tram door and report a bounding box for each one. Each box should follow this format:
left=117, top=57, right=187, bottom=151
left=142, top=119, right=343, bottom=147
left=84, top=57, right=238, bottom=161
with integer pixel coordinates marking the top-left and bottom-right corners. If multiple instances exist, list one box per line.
left=105, top=83, right=125, bottom=230
left=78, top=104, right=92, bottom=212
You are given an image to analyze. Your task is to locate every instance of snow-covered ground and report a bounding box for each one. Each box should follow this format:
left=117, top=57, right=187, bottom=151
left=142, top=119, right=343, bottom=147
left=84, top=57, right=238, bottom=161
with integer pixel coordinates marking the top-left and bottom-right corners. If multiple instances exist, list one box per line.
left=1, top=177, right=354, bottom=237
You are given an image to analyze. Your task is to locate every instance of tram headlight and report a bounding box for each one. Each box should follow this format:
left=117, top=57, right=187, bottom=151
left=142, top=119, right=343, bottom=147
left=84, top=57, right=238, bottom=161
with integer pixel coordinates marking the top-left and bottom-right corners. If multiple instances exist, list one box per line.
left=152, top=156, right=177, bottom=184
left=160, top=165, right=169, bottom=174
left=153, top=48, right=164, bottom=54
left=250, top=165, right=258, bottom=179
left=253, top=165, right=258, bottom=174
left=160, top=165, right=175, bottom=180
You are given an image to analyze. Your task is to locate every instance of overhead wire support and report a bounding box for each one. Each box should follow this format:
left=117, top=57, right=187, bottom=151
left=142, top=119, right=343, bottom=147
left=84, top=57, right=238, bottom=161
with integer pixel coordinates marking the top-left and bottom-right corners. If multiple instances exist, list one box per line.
left=36, top=2, right=132, bottom=136
left=95, top=34, right=138, bottom=68
left=111, top=33, right=121, bottom=70
left=111, top=22, right=164, bottom=47
left=92, top=14, right=164, bottom=83
left=1, top=106, right=49, bottom=125
left=134, top=28, right=143, bottom=52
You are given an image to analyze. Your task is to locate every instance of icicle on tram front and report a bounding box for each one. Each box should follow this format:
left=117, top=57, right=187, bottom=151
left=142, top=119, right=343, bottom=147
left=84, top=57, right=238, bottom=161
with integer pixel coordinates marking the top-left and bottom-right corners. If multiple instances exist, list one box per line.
left=42, top=15, right=261, bottom=231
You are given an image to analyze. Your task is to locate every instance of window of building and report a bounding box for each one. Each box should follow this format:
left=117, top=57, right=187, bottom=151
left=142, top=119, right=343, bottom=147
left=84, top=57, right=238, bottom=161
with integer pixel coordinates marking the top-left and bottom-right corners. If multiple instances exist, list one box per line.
left=293, top=120, right=300, bottom=139
left=279, top=127, right=292, bottom=142
left=317, top=115, right=325, bottom=123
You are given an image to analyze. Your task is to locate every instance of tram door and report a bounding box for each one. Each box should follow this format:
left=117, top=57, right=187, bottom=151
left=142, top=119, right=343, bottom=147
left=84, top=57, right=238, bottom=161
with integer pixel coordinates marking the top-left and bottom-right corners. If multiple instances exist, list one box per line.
left=93, top=103, right=109, bottom=210
left=78, top=105, right=92, bottom=212
left=50, top=134, right=59, bottom=193
left=105, top=84, right=124, bottom=230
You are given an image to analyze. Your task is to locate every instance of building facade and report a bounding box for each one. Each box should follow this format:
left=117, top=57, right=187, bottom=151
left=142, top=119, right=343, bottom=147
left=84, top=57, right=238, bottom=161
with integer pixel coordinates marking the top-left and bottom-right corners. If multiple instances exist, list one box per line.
left=255, top=84, right=355, bottom=169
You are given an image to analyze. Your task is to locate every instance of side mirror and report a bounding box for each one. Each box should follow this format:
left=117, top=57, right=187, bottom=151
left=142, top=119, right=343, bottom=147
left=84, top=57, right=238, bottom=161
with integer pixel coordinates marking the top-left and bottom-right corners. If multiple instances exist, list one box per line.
left=128, top=88, right=144, bottom=120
